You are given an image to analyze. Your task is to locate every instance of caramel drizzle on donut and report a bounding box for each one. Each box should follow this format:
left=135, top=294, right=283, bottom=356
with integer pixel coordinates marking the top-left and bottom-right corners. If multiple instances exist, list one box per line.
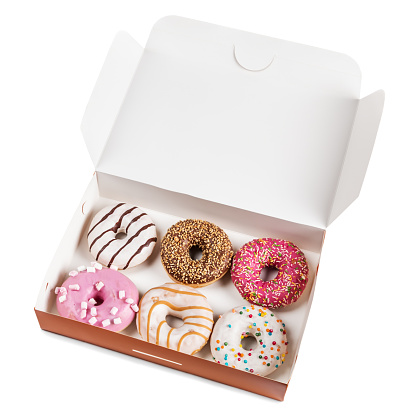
left=156, top=320, right=167, bottom=345
left=182, top=315, right=214, bottom=323
left=142, top=286, right=206, bottom=298
left=107, top=223, right=156, bottom=268
left=137, top=296, right=144, bottom=334
left=177, top=331, right=208, bottom=352
left=146, top=301, right=212, bottom=342
left=89, top=206, right=137, bottom=250
left=87, top=203, right=125, bottom=237
left=166, top=327, right=174, bottom=349
left=183, top=322, right=212, bottom=331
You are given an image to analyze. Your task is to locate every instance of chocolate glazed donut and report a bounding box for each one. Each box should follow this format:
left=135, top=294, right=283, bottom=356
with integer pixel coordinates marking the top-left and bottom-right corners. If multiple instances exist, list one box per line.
left=160, top=219, right=234, bottom=287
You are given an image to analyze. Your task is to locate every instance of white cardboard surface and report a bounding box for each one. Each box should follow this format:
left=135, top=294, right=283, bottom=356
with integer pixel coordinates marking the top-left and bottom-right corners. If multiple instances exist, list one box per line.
left=81, top=32, right=143, bottom=166
left=78, top=16, right=382, bottom=230
left=98, top=16, right=361, bottom=229
left=328, top=90, right=385, bottom=225
left=96, top=172, right=325, bottom=253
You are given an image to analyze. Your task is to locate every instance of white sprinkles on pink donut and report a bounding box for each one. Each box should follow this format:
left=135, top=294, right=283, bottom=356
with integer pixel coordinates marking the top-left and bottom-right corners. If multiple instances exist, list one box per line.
left=55, top=266, right=139, bottom=332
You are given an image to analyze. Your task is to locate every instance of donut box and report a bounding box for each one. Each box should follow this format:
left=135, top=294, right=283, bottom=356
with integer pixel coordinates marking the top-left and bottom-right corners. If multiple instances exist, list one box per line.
left=34, top=16, right=384, bottom=401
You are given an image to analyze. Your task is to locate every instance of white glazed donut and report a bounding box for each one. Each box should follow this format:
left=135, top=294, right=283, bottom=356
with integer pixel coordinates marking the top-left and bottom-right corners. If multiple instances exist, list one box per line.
left=87, top=203, right=157, bottom=270
left=137, top=283, right=214, bottom=355
left=210, top=305, right=288, bottom=376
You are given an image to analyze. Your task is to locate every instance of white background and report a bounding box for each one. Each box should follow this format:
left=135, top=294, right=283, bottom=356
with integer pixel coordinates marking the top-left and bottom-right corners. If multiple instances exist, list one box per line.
left=1, top=1, right=416, bottom=413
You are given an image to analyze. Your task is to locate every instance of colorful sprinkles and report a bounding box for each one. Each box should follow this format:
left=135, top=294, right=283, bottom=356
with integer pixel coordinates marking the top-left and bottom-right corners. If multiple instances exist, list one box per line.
left=211, top=304, right=288, bottom=377
left=230, top=238, right=309, bottom=308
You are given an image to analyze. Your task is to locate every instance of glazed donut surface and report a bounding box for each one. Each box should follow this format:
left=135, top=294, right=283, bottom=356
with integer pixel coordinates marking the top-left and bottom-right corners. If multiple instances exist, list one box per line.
left=55, top=265, right=139, bottom=332
left=137, top=283, right=214, bottom=355
left=231, top=238, right=309, bottom=308
left=87, top=203, right=157, bottom=270
left=160, top=219, right=234, bottom=287
left=210, top=305, right=288, bottom=376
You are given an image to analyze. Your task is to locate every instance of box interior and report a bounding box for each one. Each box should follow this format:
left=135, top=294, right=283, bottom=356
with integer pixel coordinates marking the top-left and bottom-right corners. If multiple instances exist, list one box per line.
left=36, top=171, right=323, bottom=386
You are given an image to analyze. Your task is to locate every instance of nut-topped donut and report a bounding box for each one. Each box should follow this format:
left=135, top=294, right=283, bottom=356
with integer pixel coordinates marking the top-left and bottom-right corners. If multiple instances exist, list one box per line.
left=160, top=219, right=234, bottom=287
left=231, top=238, right=309, bottom=308
left=87, top=203, right=157, bottom=270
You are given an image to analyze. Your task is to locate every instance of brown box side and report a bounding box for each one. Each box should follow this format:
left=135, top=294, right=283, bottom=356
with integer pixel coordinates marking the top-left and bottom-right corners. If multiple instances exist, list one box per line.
left=35, top=309, right=287, bottom=401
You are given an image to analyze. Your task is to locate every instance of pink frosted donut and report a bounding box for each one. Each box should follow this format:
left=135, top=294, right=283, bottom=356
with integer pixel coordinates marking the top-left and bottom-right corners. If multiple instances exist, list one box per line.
left=231, top=239, right=309, bottom=308
left=55, top=264, right=139, bottom=332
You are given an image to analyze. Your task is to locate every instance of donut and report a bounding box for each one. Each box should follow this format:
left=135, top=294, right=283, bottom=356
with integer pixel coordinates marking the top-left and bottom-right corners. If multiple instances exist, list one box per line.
left=231, top=238, right=309, bottom=308
left=55, top=264, right=139, bottom=332
left=87, top=202, right=157, bottom=270
left=160, top=219, right=234, bottom=287
left=210, top=305, right=288, bottom=376
left=137, top=283, right=214, bottom=355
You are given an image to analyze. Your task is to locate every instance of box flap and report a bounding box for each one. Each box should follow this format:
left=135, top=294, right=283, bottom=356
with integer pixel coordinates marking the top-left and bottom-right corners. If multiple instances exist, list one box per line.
left=327, top=90, right=385, bottom=225
left=81, top=16, right=383, bottom=229
left=81, top=32, right=143, bottom=166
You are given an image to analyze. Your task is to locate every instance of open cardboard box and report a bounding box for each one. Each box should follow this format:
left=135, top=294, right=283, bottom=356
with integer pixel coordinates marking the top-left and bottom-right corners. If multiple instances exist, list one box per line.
left=34, top=16, right=384, bottom=401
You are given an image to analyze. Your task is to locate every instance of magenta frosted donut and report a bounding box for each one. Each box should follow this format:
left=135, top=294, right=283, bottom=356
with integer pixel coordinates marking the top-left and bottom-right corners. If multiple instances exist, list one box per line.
left=55, top=264, right=139, bottom=332
left=231, top=239, right=309, bottom=308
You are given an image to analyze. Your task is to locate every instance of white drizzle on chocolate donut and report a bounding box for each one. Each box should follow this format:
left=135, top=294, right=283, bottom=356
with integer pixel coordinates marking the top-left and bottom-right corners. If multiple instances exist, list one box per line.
left=87, top=203, right=157, bottom=270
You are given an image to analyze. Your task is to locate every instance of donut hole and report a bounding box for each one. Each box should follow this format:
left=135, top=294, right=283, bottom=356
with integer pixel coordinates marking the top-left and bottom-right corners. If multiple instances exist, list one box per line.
left=241, top=335, right=257, bottom=351
left=115, top=228, right=127, bottom=240
left=260, top=266, right=278, bottom=282
left=91, top=292, right=105, bottom=306
left=165, top=315, right=184, bottom=328
left=189, top=245, right=203, bottom=261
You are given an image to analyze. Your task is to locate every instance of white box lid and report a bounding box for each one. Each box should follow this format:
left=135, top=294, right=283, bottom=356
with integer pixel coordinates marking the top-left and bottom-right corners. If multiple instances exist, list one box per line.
left=81, top=16, right=384, bottom=229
